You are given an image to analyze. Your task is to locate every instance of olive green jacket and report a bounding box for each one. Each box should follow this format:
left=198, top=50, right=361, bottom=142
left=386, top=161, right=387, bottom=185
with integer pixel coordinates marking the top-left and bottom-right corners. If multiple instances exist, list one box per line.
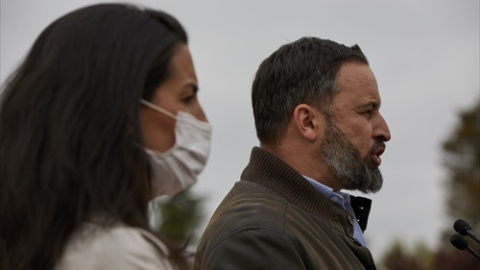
left=194, top=147, right=376, bottom=270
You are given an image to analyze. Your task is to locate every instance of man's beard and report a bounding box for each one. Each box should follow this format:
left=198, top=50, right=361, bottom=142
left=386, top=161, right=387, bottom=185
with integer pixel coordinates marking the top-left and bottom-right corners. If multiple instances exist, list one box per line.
left=321, top=120, right=385, bottom=193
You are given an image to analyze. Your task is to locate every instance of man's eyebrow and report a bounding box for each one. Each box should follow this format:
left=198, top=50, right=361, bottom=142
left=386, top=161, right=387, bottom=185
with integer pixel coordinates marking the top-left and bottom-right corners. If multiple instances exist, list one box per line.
left=359, top=101, right=379, bottom=110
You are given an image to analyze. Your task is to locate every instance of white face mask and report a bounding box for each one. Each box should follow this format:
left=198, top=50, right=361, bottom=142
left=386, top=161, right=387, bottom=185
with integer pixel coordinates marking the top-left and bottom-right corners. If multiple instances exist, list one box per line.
left=141, top=100, right=212, bottom=196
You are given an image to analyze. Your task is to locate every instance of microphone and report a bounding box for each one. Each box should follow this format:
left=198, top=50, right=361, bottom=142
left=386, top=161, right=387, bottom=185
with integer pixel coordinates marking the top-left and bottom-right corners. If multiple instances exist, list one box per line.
left=454, top=219, right=480, bottom=244
left=450, top=233, right=480, bottom=260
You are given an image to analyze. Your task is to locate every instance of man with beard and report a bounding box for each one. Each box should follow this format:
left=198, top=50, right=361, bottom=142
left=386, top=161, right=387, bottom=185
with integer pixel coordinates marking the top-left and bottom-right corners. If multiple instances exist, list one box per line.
left=194, top=37, right=391, bottom=270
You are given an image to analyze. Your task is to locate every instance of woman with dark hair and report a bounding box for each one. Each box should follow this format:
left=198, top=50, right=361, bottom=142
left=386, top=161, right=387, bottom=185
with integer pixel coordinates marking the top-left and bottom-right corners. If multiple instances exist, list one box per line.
left=0, top=3, right=211, bottom=270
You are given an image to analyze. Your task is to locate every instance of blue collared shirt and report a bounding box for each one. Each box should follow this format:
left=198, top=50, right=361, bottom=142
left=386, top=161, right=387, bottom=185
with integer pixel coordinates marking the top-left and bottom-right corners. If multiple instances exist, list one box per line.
left=303, top=176, right=367, bottom=247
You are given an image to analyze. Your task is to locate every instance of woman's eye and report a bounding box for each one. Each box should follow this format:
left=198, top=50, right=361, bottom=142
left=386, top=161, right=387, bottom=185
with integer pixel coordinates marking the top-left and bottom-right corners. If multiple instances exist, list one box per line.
left=181, top=84, right=198, bottom=105
left=182, top=95, right=195, bottom=104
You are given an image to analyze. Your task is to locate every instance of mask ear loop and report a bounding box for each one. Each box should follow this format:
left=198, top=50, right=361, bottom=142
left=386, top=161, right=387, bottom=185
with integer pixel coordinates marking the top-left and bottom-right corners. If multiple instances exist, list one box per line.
left=140, top=99, right=177, bottom=120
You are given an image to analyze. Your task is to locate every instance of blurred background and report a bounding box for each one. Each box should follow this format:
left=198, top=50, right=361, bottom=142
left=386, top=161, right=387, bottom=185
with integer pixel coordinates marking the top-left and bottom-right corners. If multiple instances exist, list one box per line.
left=1, top=0, right=479, bottom=268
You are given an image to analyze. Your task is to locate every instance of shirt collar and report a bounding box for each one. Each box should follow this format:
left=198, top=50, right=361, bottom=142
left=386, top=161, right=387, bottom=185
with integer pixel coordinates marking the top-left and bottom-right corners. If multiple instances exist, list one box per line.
left=303, top=175, right=348, bottom=208
left=302, top=175, right=372, bottom=233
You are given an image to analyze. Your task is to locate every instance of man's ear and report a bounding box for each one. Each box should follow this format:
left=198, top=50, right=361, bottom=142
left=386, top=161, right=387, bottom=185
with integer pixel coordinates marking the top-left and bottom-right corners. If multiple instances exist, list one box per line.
left=293, top=104, right=323, bottom=142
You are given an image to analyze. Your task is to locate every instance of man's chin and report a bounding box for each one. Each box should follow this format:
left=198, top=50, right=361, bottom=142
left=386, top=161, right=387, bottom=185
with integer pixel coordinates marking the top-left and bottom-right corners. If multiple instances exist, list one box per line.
left=343, top=176, right=383, bottom=194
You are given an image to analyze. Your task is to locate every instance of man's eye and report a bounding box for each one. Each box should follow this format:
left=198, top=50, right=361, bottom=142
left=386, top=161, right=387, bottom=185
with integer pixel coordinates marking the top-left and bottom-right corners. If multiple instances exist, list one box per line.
left=363, top=111, right=373, bottom=118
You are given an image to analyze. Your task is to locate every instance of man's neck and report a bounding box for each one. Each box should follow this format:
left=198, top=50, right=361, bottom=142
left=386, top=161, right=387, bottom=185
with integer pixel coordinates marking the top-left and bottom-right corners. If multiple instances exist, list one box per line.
left=260, top=144, right=343, bottom=191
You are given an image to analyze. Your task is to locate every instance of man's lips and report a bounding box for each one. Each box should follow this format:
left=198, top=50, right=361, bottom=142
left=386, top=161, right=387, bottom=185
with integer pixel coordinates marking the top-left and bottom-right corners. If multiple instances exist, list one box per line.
left=371, top=146, right=385, bottom=166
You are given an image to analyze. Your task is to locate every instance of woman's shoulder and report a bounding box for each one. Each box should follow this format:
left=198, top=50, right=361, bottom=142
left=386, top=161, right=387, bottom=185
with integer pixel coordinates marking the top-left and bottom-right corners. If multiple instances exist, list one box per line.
left=56, top=222, right=174, bottom=270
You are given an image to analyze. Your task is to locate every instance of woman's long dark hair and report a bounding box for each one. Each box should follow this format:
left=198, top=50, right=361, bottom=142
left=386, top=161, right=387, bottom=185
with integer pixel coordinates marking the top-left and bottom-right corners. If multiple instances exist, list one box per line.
left=0, top=4, right=187, bottom=270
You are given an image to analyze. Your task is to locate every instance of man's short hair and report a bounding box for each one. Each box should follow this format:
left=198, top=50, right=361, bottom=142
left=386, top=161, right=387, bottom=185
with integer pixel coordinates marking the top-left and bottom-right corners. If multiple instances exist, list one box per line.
left=252, top=37, right=368, bottom=144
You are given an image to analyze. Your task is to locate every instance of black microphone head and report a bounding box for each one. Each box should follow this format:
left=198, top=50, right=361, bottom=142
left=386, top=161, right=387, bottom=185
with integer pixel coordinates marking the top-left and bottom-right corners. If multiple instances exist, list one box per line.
left=450, top=233, right=468, bottom=250
left=454, top=219, right=472, bottom=235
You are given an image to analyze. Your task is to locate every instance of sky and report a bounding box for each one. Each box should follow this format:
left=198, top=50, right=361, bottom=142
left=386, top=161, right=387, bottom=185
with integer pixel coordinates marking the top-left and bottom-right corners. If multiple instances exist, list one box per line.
left=1, top=0, right=479, bottom=260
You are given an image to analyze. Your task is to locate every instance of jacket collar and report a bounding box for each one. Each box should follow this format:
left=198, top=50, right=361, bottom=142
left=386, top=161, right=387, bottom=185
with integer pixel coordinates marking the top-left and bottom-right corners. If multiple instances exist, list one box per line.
left=240, top=147, right=372, bottom=232
left=350, top=195, right=372, bottom=232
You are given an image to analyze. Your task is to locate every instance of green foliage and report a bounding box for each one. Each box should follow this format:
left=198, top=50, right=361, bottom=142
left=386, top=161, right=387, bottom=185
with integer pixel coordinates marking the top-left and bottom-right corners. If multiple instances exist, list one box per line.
left=442, top=101, right=480, bottom=227
left=379, top=99, right=480, bottom=270
left=378, top=240, right=434, bottom=270
left=149, top=188, right=205, bottom=248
